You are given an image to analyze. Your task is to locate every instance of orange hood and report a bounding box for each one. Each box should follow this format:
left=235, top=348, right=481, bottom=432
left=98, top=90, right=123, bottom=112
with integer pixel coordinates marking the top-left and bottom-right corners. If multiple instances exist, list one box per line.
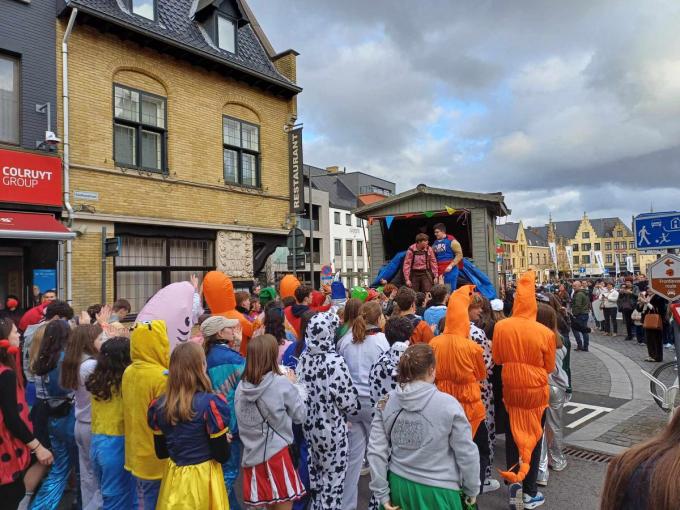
left=203, top=271, right=252, bottom=356
left=512, top=270, right=537, bottom=320
left=443, top=284, right=475, bottom=337
left=204, top=270, right=236, bottom=313
left=280, top=274, right=301, bottom=299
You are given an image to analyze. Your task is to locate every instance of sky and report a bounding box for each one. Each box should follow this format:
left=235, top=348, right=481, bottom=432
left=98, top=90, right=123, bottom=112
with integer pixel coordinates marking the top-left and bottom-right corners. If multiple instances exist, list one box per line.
left=249, top=0, right=680, bottom=227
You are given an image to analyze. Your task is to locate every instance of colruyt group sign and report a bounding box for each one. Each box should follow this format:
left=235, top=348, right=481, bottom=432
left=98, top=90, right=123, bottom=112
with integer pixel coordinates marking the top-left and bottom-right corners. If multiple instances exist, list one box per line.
left=0, top=148, right=62, bottom=207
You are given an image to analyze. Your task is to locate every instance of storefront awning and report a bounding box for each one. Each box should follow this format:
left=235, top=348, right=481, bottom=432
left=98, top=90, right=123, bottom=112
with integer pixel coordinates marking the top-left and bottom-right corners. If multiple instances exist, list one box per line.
left=0, top=211, right=76, bottom=241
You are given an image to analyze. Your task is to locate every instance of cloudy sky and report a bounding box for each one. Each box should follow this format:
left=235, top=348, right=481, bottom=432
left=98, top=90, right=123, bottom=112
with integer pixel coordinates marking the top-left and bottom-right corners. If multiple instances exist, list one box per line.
left=250, top=0, right=680, bottom=227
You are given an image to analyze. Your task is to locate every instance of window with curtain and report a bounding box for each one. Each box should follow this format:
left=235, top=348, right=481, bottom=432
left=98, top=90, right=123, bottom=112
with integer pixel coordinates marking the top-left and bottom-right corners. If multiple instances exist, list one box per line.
left=114, top=84, right=166, bottom=172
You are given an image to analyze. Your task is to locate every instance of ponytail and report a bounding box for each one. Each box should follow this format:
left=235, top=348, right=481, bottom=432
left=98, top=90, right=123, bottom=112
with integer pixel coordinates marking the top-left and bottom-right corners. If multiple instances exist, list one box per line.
left=352, top=316, right=368, bottom=344
left=397, top=344, right=435, bottom=384
left=352, top=301, right=383, bottom=344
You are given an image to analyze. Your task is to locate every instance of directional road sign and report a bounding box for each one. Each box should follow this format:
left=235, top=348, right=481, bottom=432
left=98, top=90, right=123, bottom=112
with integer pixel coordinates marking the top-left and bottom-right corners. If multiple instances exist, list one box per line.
left=634, top=211, right=680, bottom=250
left=648, top=253, right=680, bottom=301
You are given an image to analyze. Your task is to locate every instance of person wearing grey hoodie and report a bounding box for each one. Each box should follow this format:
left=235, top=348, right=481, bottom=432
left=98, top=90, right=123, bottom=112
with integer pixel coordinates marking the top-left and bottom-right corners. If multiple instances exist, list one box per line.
left=235, top=334, right=307, bottom=508
left=296, top=312, right=359, bottom=510
left=368, top=343, right=480, bottom=509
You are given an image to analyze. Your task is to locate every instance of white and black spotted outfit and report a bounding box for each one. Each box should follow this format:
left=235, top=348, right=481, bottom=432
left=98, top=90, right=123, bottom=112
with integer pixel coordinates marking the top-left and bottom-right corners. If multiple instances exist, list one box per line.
left=368, top=341, right=409, bottom=409
left=297, top=312, right=359, bottom=510
left=470, top=323, right=495, bottom=480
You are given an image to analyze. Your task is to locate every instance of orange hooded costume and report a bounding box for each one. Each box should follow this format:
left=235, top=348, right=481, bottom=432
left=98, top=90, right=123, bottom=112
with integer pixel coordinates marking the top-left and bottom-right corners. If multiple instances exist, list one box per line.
left=429, top=284, right=487, bottom=437
left=492, top=270, right=556, bottom=483
left=203, top=271, right=253, bottom=356
left=279, top=274, right=301, bottom=299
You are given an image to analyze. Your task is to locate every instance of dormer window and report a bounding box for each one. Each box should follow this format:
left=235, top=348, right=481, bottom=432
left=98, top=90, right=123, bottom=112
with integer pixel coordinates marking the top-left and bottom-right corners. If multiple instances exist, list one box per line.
left=131, top=0, right=155, bottom=20
left=217, top=15, right=236, bottom=53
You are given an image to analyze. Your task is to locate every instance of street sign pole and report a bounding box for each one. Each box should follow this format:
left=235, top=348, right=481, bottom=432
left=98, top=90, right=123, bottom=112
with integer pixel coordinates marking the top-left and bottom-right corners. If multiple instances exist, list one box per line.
left=292, top=227, right=297, bottom=278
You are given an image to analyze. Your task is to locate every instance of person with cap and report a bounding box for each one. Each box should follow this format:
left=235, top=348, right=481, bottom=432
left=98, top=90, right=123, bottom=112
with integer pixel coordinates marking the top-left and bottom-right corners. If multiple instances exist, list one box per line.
left=202, top=315, right=245, bottom=510
left=280, top=274, right=302, bottom=301
left=330, top=280, right=348, bottom=313
left=350, top=286, right=369, bottom=303
left=310, top=290, right=332, bottom=313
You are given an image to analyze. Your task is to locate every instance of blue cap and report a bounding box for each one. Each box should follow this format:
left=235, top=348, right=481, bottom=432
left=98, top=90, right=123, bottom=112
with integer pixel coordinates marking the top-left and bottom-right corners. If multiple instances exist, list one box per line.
left=331, top=281, right=347, bottom=301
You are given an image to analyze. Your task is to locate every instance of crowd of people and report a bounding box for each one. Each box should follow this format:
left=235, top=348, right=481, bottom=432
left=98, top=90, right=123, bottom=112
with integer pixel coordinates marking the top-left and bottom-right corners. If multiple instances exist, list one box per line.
left=0, top=262, right=678, bottom=510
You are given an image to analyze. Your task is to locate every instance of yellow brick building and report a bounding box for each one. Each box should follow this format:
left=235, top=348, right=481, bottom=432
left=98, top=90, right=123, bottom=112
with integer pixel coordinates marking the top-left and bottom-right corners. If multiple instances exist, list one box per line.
left=57, top=0, right=301, bottom=311
left=496, top=220, right=551, bottom=283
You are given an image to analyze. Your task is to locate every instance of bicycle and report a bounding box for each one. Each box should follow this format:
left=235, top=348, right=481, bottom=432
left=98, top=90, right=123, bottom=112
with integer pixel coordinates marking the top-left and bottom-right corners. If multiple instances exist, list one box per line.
left=642, top=360, right=680, bottom=421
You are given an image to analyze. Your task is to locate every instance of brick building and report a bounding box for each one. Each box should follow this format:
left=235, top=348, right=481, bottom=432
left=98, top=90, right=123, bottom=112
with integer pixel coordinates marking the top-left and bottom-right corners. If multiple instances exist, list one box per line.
left=56, top=0, right=301, bottom=311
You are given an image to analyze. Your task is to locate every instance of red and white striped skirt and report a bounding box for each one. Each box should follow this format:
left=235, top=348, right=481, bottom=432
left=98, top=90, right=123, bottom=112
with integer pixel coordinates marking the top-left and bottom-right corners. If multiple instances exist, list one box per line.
left=243, top=447, right=306, bottom=507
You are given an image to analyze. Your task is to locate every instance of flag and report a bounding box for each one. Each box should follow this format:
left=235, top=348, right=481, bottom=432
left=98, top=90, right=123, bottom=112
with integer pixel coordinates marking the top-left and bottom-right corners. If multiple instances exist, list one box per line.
left=446, top=206, right=456, bottom=215
left=548, top=242, right=558, bottom=266
left=626, top=256, right=634, bottom=273
left=385, top=216, right=394, bottom=229
left=565, top=245, right=574, bottom=269
left=615, top=255, right=620, bottom=275
left=424, top=211, right=435, bottom=218
left=594, top=251, right=605, bottom=273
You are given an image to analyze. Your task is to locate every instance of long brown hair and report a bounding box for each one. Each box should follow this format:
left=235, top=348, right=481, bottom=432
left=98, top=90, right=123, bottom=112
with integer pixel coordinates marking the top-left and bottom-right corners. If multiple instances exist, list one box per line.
left=351, top=301, right=383, bottom=344
left=34, top=320, right=71, bottom=376
left=342, top=298, right=362, bottom=328
left=397, top=344, right=435, bottom=384
left=473, top=294, right=494, bottom=338
left=536, top=302, right=563, bottom=348
left=86, top=337, right=131, bottom=401
left=242, top=334, right=282, bottom=385
left=601, top=410, right=680, bottom=510
left=162, top=342, right=212, bottom=425
left=61, top=324, right=102, bottom=390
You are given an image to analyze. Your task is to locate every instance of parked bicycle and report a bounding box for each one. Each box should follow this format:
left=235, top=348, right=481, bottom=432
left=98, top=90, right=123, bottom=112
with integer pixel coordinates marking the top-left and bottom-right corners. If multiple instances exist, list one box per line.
left=642, top=361, right=679, bottom=421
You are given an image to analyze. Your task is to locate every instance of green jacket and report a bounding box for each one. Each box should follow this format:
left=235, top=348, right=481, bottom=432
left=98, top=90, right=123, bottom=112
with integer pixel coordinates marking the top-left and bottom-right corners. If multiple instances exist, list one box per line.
left=572, top=290, right=590, bottom=316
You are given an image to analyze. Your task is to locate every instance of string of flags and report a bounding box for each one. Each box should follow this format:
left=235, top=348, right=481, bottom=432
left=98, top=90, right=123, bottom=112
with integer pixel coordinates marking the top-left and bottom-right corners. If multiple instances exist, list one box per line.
left=368, top=206, right=467, bottom=229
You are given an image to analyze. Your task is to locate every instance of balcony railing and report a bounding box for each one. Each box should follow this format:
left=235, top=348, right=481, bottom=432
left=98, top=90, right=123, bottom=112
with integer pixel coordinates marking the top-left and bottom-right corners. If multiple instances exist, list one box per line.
left=297, top=218, right=319, bottom=231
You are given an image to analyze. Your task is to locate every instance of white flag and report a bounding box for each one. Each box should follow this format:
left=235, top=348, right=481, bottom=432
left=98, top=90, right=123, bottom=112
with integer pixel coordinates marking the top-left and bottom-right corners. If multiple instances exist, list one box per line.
left=615, top=255, right=620, bottom=275
left=594, top=251, right=605, bottom=273
left=565, top=245, right=574, bottom=269
left=626, top=256, right=634, bottom=273
left=548, top=242, right=558, bottom=266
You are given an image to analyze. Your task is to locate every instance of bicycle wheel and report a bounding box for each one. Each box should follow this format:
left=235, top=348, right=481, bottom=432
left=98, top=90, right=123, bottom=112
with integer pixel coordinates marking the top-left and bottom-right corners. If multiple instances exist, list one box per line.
left=650, top=361, right=680, bottom=412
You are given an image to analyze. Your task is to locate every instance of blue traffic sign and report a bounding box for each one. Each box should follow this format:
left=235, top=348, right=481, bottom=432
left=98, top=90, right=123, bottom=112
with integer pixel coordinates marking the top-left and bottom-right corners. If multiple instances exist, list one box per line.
left=634, top=212, right=680, bottom=251
left=579, top=267, right=586, bottom=274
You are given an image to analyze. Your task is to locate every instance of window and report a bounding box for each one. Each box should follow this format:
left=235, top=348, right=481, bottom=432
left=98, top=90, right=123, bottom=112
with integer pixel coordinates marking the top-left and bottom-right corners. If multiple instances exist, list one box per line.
left=573, top=256, right=579, bottom=264
left=542, top=254, right=547, bottom=264
left=346, top=240, right=353, bottom=257
left=0, top=55, right=19, bottom=144
left=334, top=239, right=342, bottom=257
left=529, top=253, right=533, bottom=265
left=616, top=230, right=623, bottom=237
left=334, top=212, right=341, bottom=225
left=115, top=236, right=215, bottom=312
left=581, top=243, right=591, bottom=251
left=131, top=0, right=155, bottom=19
left=114, top=84, right=166, bottom=171
left=222, top=116, right=259, bottom=187
left=594, top=243, right=600, bottom=251
left=217, top=16, right=236, bottom=53
left=605, top=242, right=611, bottom=250
left=632, top=254, right=637, bottom=262
left=345, top=213, right=351, bottom=226
left=614, top=242, right=619, bottom=250
left=629, top=241, right=635, bottom=249
left=356, top=218, right=363, bottom=228
left=582, top=232, right=590, bottom=239
left=572, top=244, right=579, bottom=252
left=606, top=254, right=612, bottom=264
left=582, top=255, right=591, bottom=264
left=357, top=240, right=363, bottom=257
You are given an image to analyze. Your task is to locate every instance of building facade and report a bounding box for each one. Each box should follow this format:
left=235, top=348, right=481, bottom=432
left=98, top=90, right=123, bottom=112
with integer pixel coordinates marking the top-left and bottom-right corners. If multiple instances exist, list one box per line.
left=57, top=0, right=301, bottom=311
left=496, top=221, right=551, bottom=283
left=0, top=0, right=75, bottom=310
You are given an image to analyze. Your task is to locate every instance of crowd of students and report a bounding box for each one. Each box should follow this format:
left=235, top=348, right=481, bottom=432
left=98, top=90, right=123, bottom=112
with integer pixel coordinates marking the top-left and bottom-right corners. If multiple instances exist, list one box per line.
left=0, top=269, right=679, bottom=510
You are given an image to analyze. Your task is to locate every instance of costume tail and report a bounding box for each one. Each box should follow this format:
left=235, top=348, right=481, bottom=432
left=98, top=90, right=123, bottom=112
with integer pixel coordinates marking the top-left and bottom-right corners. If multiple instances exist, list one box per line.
left=499, top=448, right=532, bottom=482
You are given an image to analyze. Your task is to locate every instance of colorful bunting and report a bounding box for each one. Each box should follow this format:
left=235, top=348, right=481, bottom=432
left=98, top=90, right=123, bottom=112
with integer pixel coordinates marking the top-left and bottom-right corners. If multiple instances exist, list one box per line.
left=424, top=211, right=435, bottom=218
left=404, top=213, right=415, bottom=218
left=385, top=216, right=395, bottom=229
left=445, top=206, right=456, bottom=215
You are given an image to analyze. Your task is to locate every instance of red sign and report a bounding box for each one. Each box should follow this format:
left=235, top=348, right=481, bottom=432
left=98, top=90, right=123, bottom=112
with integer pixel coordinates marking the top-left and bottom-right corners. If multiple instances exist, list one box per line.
left=0, top=148, right=62, bottom=207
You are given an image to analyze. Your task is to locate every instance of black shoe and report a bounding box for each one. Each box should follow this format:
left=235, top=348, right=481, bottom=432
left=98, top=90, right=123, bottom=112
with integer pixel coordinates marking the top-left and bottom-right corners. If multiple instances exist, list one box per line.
left=583, top=348, right=589, bottom=352
left=586, top=327, right=592, bottom=333
left=575, top=347, right=582, bottom=351
left=625, top=337, right=633, bottom=341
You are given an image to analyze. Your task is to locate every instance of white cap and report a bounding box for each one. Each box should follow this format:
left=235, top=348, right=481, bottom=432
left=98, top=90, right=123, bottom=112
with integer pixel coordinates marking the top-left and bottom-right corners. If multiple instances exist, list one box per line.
left=490, top=299, right=504, bottom=312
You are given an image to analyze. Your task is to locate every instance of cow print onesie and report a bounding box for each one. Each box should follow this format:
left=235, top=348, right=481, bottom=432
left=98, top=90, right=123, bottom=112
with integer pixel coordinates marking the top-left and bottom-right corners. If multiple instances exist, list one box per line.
left=297, top=312, right=359, bottom=510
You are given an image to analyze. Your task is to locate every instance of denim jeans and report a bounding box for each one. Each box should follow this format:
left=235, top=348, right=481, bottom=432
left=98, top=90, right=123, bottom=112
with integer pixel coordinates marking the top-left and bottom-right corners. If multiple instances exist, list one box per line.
left=571, top=313, right=590, bottom=350
left=134, top=477, right=160, bottom=510
left=222, top=435, right=242, bottom=510
left=91, top=434, right=135, bottom=510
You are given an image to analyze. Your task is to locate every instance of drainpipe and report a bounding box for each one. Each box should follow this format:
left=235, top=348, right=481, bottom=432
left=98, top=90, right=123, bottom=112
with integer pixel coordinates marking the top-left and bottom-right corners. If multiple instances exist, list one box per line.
left=62, top=8, right=78, bottom=304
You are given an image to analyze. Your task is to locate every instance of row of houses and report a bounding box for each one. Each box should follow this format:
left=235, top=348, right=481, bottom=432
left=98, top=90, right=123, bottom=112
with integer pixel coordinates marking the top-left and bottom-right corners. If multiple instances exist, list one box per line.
left=497, top=213, right=658, bottom=282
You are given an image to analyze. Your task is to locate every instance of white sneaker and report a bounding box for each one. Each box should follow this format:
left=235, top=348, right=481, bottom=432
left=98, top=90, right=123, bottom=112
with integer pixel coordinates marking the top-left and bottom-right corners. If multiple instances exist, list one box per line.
left=523, top=491, right=545, bottom=509
left=483, top=478, right=501, bottom=493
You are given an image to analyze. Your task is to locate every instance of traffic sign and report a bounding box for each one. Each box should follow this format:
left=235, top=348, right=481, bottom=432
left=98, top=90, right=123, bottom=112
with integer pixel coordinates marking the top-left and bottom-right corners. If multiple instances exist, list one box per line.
left=320, top=264, right=333, bottom=284
left=579, top=267, right=586, bottom=274
left=634, top=212, right=680, bottom=250
left=648, top=254, right=680, bottom=301
left=286, top=228, right=306, bottom=251
left=287, top=253, right=306, bottom=271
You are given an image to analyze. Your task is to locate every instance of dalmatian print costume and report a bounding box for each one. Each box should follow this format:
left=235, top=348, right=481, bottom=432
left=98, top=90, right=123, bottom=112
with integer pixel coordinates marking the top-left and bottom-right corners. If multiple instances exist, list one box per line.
left=297, top=312, right=359, bottom=510
left=470, top=322, right=495, bottom=480
left=368, top=341, right=409, bottom=408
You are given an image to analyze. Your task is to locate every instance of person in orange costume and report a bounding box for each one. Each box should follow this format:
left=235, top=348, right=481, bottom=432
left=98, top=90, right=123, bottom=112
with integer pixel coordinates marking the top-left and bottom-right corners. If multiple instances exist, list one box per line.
left=492, top=270, right=555, bottom=508
left=203, top=271, right=253, bottom=356
left=279, top=274, right=301, bottom=300
left=430, top=284, right=489, bottom=489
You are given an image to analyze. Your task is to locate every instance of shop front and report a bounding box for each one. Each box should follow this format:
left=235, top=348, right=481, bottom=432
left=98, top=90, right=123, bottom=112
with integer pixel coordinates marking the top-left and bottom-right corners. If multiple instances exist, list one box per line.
left=0, top=147, right=73, bottom=311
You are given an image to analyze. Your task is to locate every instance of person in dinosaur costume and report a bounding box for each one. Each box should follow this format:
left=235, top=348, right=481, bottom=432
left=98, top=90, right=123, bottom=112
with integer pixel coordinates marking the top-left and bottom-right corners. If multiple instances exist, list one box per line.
left=430, top=284, right=489, bottom=489
left=203, top=271, right=253, bottom=356
left=492, top=270, right=555, bottom=508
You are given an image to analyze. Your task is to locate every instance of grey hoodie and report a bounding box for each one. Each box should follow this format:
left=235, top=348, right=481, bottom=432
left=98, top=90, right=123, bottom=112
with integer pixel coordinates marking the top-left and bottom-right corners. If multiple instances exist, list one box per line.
left=235, top=371, right=307, bottom=467
left=367, top=381, right=480, bottom=504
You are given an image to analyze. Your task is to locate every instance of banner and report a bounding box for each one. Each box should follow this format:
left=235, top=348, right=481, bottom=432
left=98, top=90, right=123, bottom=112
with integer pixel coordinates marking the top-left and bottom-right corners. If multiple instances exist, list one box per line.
left=626, top=256, right=634, bottom=273
left=548, top=242, right=558, bottom=266
left=0, top=148, right=62, bottom=207
left=565, top=245, right=574, bottom=270
left=288, top=127, right=304, bottom=214
left=594, top=251, right=605, bottom=273
left=615, top=255, right=620, bottom=276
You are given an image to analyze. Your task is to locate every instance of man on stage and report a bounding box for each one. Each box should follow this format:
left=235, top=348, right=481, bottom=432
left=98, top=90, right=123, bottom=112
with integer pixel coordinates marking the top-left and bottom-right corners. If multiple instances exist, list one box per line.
left=432, top=223, right=464, bottom=290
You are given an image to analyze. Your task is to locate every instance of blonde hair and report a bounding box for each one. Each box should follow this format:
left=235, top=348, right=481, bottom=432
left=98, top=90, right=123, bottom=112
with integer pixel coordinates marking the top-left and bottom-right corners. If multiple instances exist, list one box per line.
left=29, top=324, right=48, bottom=374
left=162, top=342, right=212, bottom=425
